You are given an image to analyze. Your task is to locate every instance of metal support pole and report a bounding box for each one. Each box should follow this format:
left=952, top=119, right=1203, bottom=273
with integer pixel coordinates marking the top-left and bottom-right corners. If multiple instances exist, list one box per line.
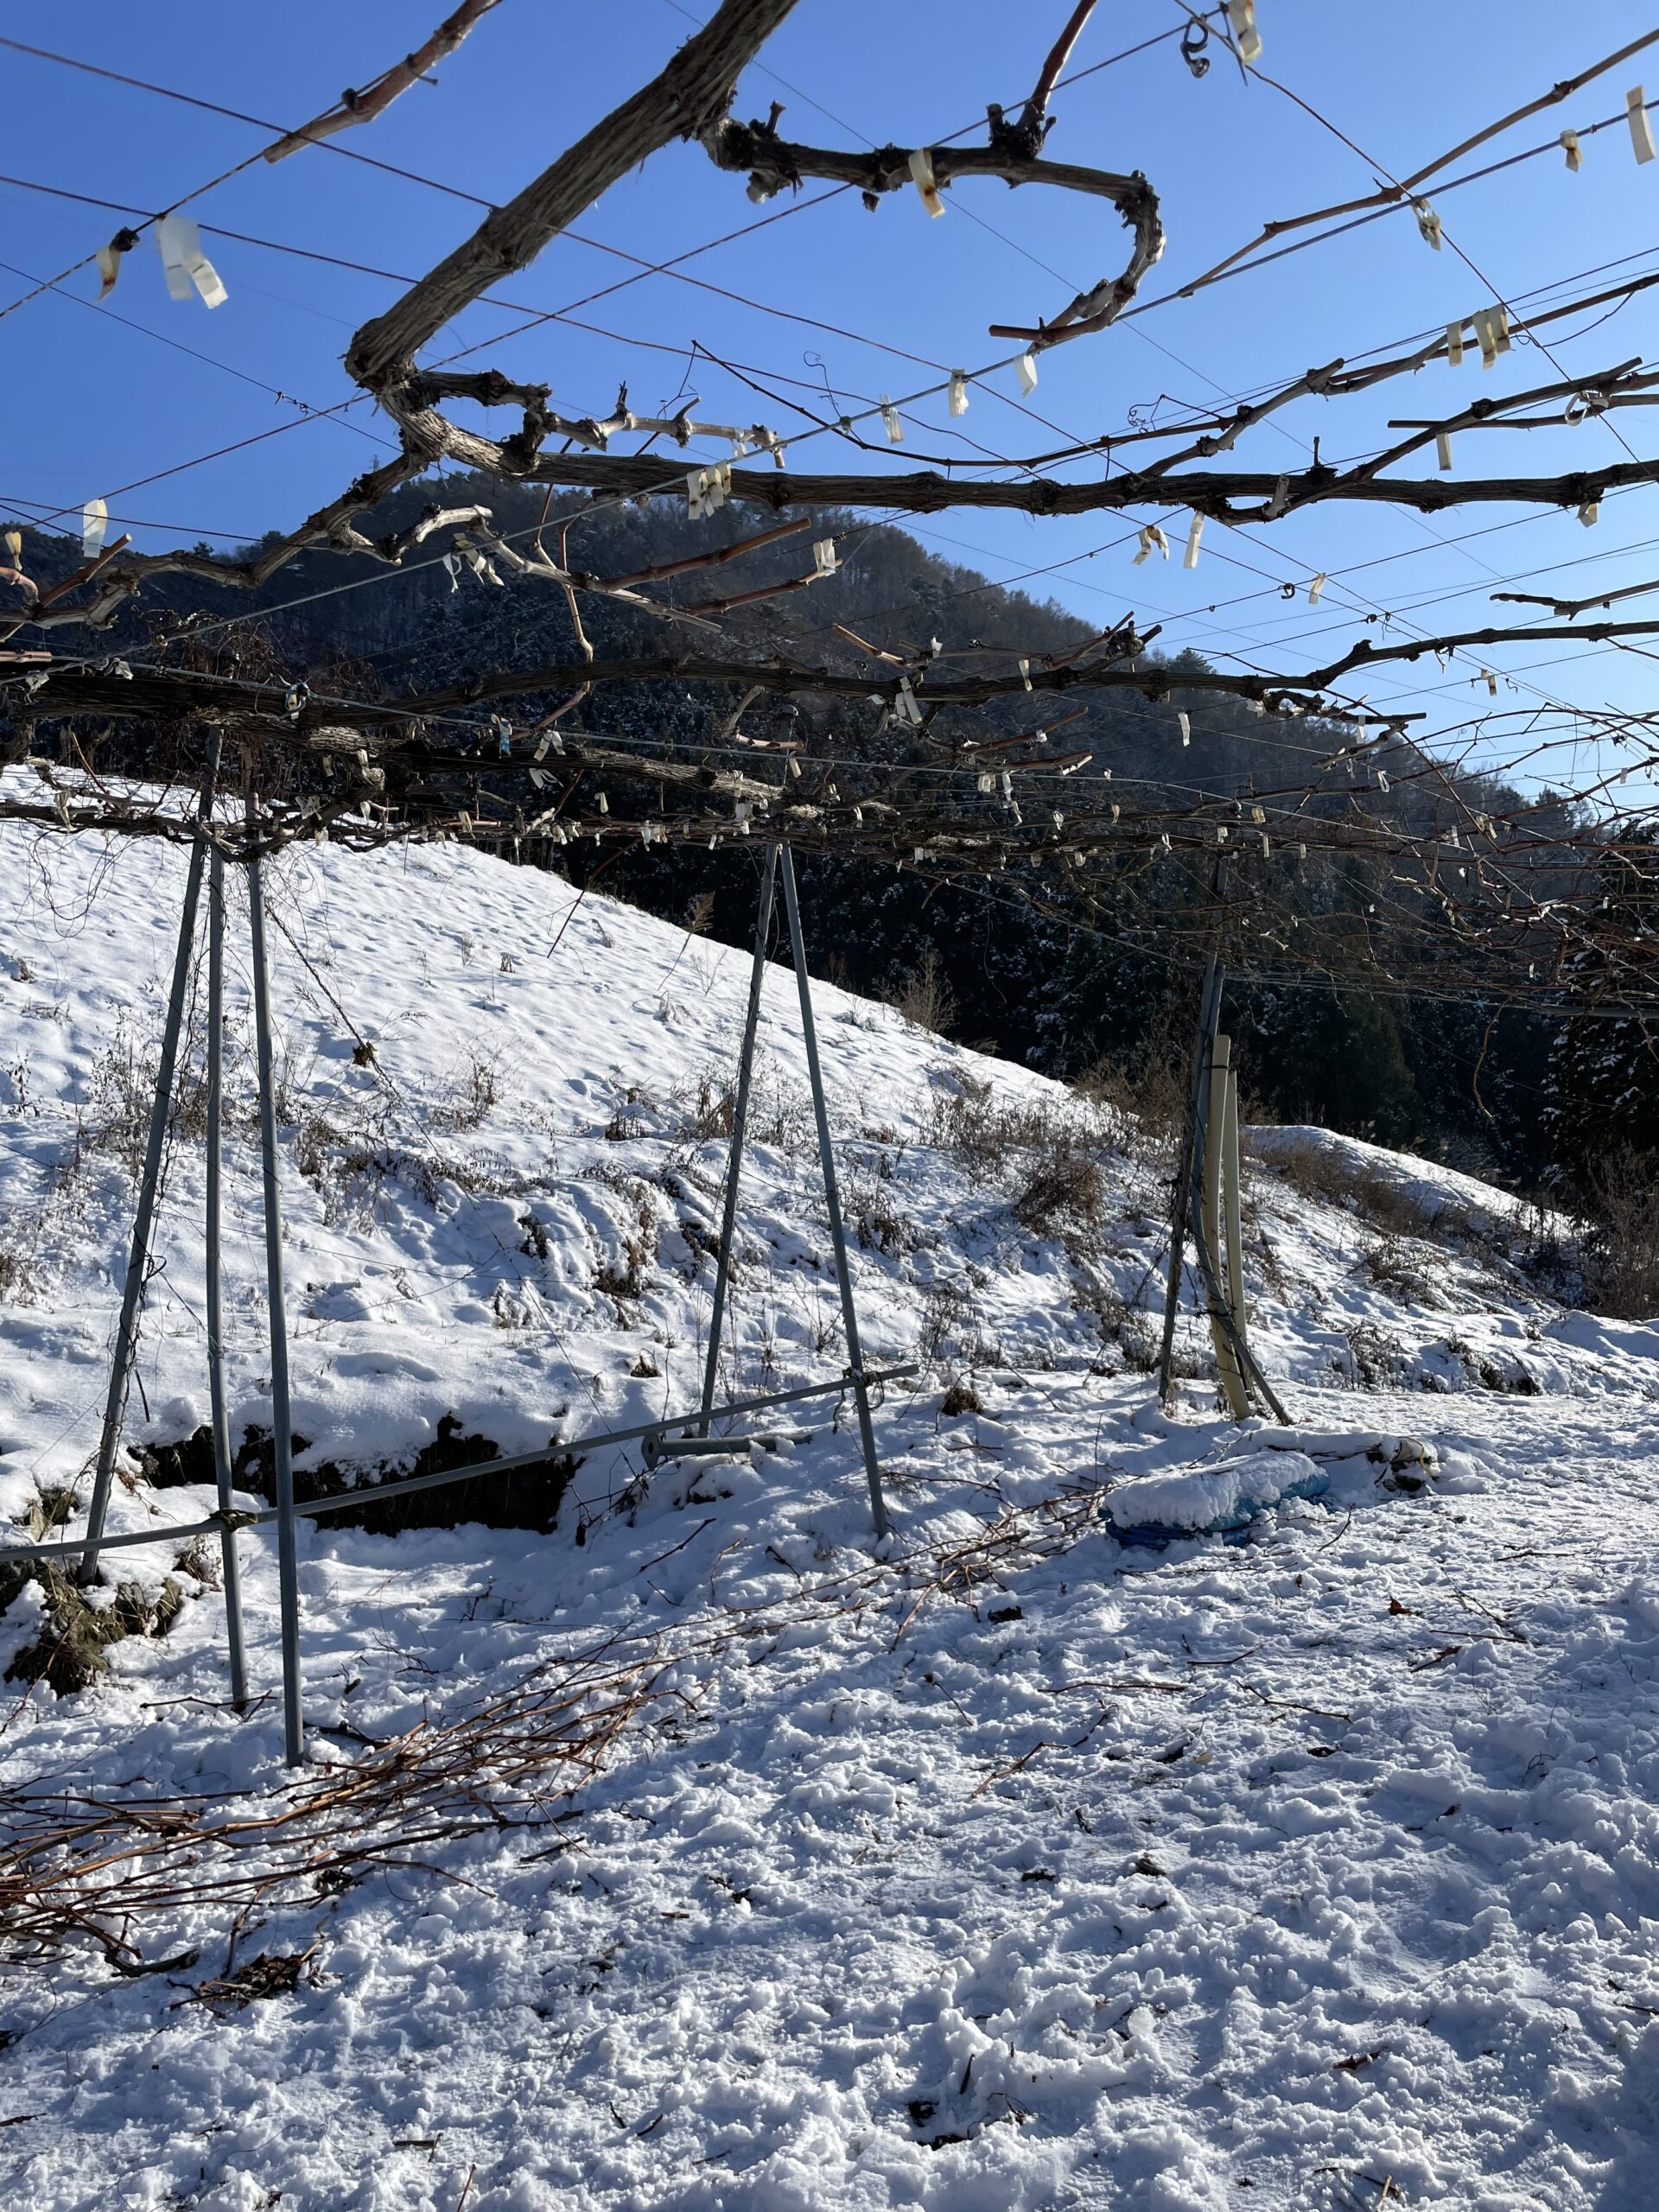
left=699, top=844, right=778, bottom=1431
left=1156, top=952, right=1224, bottom=1405
left=205, top=801, right=251, bottom=1713
left=776, top=846, right=891, bottom=1541
left=246, top=804, right=303, bottom=1766
left=1201, top=1035, right=1249, bottom=1419
left=1222, top=1064, right=1248, bottom=1345
left=79, top=766, right=215, bottom=1583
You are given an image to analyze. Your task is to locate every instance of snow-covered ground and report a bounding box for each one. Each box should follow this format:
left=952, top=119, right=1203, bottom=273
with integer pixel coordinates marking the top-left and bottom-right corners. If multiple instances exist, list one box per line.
left=3, top=784, right=1659, bottom=2211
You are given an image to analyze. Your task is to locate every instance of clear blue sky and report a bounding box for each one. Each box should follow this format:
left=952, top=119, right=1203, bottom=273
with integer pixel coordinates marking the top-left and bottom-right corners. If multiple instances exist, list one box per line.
left=6, top=1, right=1659, bottom=798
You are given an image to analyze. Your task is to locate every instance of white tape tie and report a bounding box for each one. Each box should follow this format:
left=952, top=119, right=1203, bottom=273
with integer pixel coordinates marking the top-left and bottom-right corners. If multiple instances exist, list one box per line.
left=81, top=498, right=107, bottom=559
left=948, top=370, right=969, bottom=417
left=595, top=791, right=608, bottom=814
left=1307, top=573, right=1326, bottom=607
left=895, top=676, right=923, bottom=725
left=1446, top=321, right=1465, bottom=368
left=1018, top=657, right=1032, bottom=690
left=1016, top=351, right=1039, bottom=395
left=1266, top=474, right=1290, bottom=519
left=1579, top=499, right=1599, bottom=526
left=977, top=771, right=995, bottom=794
left=1629, top=86, right=1656, bottom=164
left=1184, top=512, right=1205, bottom=569
left=686, top=461, right=733, bottom=518
left=1560, top=128, right=1583, bottom=172
left=1176, top=711, right=1191, bottom=747
left=1484, top=669, right=1498, bottom=697
left=1472, top=305, right=1510, bottom=370
left=96, top=242, right=124, bottom=299
left=1225, top=0, right=1262, bottom=66
left=812, top=537, right=838, bottom=575
left=442, top=551, right=461, bottom=592
left=907, top=148, right=945, bottom=219
left=1436, top=432, right=1452, bottom=473
left=880, top=397, right=905, bottom=445
left=1412, top=199, right=1443, bottom=251
left=156, top=213, right=227, bottom=308
left=1133, top=523, right=1170, bottom=565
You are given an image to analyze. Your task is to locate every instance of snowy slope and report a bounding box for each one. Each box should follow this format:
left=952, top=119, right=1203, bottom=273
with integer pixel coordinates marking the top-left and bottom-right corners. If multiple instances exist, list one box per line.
left=3, top=781, right=1659, bottom=2212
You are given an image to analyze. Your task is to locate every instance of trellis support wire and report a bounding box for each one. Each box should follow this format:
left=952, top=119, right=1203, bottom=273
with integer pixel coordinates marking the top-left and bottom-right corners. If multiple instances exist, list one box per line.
left=79, top=756, right=219, bottom=1585
left=245, top=786, right=303, bottom=1767
left=699, top=842, right=778, bottom=1433
left=777, top=843, right=892, bottom=1542
left=0, top=1366, right=919, bottom=1569
left=203, top=745, right=251, bottom=1713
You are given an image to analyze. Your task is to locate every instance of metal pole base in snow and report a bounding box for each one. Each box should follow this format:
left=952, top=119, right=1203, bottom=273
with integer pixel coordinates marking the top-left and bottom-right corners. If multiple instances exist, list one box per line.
left=699, top=844, right=778, bottom=1432
left=79, top=759, right=219, bottom=1585
left=776, top=845, right=892, bottom=1542
left=246, top=807, right=305, bottom=1767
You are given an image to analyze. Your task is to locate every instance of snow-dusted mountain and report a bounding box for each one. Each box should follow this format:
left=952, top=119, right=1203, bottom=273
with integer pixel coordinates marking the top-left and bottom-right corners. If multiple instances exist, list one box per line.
left=3, top=779, right=1659, bottom=2212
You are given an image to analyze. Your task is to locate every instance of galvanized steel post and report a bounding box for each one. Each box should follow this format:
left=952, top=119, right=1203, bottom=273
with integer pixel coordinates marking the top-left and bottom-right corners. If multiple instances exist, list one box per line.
left=699, top=844, right=778, bottom=1431
left=204, top=780, right=251, bottom=1713
left=79, top=760, right=217, bottom=1584
left=777, top=846, right=891, bottom=1541
left=245, top=798, right=304, bottom=1765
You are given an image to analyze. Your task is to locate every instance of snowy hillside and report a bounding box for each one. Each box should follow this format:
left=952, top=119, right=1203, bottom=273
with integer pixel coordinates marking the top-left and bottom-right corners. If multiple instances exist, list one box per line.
left=3, top=784, right=1659, bottom=2211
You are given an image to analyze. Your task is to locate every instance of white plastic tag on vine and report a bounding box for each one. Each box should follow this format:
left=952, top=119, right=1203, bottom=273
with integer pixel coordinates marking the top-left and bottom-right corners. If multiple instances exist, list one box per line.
left=907, top=149, right=944, bottom=219
left=156, top=213, right=227, bottom=308
left=81, top=498, right=107, bottom=559
left=1225, top=0, right=1262, bottom=66
left=1629, top=86, right=1656, bottom=164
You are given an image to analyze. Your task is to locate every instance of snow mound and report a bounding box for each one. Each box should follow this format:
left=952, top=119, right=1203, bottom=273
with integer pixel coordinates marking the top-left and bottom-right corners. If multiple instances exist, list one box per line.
left=1106, top=1446, right=1326, bottom=1532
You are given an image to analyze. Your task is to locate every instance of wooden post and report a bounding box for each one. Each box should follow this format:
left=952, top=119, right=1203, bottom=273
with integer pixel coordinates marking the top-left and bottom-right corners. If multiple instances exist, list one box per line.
left=1201, top=1035, right=1249, bottom=1418
left=1223, top=1060, right=1248, bottom=1348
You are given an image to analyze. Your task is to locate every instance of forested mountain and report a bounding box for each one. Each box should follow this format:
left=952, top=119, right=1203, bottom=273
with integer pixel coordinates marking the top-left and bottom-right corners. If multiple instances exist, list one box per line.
left=11, top=479, right=1650, bottom=1192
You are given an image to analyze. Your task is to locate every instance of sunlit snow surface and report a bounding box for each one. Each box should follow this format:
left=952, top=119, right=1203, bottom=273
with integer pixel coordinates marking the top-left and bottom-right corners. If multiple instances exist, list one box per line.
left=3, top=779, right=1659, bottom=2211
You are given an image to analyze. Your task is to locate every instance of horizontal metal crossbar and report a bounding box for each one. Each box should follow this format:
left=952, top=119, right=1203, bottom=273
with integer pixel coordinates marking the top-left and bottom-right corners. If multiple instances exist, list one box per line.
left=0, top=1365, right=919, bottom=1566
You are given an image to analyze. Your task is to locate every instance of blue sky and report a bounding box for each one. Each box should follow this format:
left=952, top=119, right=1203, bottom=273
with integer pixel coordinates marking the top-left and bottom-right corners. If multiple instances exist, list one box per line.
left=6, top=1, right=1659, bottom=798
